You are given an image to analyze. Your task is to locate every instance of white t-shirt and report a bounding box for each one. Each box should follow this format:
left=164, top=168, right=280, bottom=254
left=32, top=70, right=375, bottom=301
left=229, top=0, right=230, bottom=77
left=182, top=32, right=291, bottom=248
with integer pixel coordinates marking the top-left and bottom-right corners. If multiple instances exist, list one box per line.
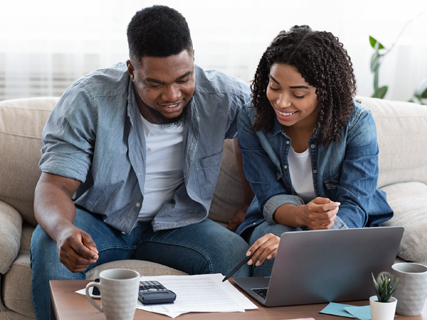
left=138, top=116, right=184, bottom=221
left=288, top=147, right=316, bottom=203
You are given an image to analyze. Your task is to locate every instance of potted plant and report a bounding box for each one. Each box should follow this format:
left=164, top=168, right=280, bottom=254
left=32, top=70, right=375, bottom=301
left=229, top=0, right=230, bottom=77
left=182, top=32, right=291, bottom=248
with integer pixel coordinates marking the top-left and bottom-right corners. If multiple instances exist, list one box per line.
left=370, top=272, right=399, bottom=320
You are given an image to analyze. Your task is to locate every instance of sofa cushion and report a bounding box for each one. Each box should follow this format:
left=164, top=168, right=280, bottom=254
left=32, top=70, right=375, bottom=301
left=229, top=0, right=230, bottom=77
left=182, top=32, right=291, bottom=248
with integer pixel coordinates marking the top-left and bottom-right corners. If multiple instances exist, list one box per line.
left=0, top=201, right=22, bottom=274
left=0, top=97, right=59, bottom=227
left=3, top=254, right=34, bottom=318
left=380, top=181, right=427, bottom=265
left=357, top=97, right=427, bottom=188
left=209, top=139, right=245, bottom=226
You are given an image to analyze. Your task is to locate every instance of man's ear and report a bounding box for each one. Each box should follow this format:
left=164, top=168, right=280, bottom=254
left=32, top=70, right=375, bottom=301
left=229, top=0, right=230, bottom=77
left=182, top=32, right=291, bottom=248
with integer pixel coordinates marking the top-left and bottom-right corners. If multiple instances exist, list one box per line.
left=126, top=60, right=135, bottom=81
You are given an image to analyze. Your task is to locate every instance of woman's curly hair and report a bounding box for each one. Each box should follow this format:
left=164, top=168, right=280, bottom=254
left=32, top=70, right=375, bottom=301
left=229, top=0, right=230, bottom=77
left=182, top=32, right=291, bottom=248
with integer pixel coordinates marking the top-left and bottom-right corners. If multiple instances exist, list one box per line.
left=251, top=25, right=356, bottom=145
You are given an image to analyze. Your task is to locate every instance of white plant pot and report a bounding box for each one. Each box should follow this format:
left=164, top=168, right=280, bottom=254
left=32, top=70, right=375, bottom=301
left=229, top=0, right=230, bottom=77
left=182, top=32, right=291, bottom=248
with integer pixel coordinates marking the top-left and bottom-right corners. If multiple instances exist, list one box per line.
left=370, top=296, right=397, bottom=320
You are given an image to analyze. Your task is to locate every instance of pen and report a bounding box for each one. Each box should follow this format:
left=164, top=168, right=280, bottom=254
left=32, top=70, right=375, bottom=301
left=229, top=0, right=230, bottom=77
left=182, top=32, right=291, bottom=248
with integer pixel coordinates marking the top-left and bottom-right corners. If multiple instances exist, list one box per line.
left=222, top=253, right=254, bottom=282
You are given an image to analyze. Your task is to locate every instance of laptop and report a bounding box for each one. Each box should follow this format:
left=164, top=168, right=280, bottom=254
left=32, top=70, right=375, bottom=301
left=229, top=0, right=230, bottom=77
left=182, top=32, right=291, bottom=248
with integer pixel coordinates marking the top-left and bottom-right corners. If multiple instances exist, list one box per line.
left=233, top=226, right=404, bottom=307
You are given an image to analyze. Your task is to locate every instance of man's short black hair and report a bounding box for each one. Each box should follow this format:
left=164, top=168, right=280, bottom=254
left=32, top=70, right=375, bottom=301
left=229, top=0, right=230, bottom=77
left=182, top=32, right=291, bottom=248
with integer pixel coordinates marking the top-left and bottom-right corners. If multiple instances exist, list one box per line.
left=127, top=5, right=193, bottom=62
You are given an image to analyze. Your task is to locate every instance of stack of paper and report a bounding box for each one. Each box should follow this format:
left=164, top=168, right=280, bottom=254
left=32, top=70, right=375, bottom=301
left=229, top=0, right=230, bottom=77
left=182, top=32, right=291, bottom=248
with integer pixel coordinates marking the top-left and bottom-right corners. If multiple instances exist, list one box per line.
left=77, top=273, right=257, bottom=318
left=136, top=274, right=257, bottom=318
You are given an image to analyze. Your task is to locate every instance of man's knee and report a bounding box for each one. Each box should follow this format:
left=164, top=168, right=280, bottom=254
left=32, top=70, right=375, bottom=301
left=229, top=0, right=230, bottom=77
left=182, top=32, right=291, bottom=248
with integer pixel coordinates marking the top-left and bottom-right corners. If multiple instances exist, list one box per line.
left=31, top=225, right=58, bottom=264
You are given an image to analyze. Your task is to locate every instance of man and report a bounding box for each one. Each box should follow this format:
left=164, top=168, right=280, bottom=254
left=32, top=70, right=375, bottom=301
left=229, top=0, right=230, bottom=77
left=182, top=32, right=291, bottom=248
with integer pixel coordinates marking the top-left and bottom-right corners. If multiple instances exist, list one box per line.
left=30, top=5, right=251, bottom=319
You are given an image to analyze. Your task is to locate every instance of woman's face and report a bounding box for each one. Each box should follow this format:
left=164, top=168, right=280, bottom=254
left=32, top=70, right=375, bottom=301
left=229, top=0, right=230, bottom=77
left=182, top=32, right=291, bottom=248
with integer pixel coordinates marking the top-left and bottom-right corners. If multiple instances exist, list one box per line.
left=266, top=63, right=319, bottom=130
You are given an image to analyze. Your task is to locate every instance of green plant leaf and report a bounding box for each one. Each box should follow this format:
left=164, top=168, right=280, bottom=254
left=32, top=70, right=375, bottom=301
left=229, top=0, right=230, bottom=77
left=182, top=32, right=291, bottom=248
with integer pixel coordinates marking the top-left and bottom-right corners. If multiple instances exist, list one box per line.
left=372, top=272, right=399, bottom=302
left=369, top=36, right=385, bottom=50
left=414, top=96, right=426, bottom=105
left=377, top=86, right=388, bottom=99
left=414, top=78, right=427, bottom=97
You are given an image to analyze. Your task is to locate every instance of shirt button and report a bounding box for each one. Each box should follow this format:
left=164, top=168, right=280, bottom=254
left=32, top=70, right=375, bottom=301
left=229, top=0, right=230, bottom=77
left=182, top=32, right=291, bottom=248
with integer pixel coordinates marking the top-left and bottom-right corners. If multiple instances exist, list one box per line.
left=136, top=202, right=141, bottom=207
left=286, top=141, right=290, bottom=145
left=122, top=231, right=126, bottom=234
left=284, top=165, right=288, bottom=169
left=311, top=144, right=315, bottom=148
left=313, top=170, right=317, bottom=174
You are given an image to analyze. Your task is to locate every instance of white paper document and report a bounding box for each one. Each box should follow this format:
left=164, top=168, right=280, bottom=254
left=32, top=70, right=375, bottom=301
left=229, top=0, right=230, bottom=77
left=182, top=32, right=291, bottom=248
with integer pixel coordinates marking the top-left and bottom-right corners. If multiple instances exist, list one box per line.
left=76, top=273, right=257, bottom=318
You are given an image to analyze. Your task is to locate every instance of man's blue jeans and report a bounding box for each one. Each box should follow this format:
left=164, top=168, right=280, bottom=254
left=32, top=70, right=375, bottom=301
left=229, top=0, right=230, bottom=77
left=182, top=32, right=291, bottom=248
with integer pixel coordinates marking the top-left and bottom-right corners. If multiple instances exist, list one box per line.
left=30, top=208, right=250, bottom=320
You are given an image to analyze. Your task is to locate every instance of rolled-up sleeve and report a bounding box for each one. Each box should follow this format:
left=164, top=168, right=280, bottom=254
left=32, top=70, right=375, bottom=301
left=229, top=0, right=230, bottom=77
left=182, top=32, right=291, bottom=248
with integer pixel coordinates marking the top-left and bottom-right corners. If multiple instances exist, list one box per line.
left=39, top=84, right=97, bottom=183
left=263, top=194, right=304, bottom=224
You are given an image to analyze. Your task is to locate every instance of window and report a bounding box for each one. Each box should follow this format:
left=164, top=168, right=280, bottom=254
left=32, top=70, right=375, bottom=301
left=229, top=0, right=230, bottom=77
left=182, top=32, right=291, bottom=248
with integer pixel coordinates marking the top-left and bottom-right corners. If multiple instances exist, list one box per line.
left=1, top=0, right=426, bottom=101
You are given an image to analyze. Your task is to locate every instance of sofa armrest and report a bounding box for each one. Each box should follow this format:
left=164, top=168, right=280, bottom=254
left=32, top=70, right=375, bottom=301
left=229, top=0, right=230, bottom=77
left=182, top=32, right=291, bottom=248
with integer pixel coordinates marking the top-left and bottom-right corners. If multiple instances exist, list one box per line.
left=0, top=201, right=22, bottom=274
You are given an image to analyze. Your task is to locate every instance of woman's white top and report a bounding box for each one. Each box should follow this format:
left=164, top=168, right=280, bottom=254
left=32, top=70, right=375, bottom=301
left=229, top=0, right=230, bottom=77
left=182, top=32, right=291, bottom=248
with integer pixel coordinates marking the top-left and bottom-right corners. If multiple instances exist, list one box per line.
left=138, top=115, right=184, bottom=221
left=288, top=147, right=316, bottom=203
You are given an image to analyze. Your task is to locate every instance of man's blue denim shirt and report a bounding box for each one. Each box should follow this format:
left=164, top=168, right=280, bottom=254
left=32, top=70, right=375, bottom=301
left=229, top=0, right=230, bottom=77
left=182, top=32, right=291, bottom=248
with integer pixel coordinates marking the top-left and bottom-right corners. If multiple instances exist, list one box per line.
left=39, top=63, right=250, bottom=234
left=236, top=100, right=393, bottom=235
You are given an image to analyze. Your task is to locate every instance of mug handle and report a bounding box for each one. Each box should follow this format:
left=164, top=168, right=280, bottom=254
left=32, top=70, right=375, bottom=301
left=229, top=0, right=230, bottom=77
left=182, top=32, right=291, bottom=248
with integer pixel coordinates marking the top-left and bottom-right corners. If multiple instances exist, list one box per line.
left=85, top=282, right=103, bottom=313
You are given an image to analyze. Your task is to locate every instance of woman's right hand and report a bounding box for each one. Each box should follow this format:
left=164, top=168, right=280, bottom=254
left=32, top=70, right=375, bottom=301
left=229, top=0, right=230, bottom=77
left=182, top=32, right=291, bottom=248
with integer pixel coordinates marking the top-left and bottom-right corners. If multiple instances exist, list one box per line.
left=299, top=197, right=340, bottom=230
left=246, top=233, right=280, bottom=267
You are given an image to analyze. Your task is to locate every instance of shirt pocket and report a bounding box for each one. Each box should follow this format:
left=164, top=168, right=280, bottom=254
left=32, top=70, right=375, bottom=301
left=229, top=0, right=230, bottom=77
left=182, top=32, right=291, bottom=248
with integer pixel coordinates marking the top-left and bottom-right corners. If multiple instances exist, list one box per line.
left=195, top=151, right=223, bottom=199
left=323, top=173, right=340, bottom=190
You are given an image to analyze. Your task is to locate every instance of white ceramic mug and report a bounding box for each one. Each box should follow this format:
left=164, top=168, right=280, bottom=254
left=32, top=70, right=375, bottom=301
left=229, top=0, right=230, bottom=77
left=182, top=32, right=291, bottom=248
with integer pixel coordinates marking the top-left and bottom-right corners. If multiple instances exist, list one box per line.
left=85, top=269, right=140, bottom=320
left=391, top=262, right=427, bottom=316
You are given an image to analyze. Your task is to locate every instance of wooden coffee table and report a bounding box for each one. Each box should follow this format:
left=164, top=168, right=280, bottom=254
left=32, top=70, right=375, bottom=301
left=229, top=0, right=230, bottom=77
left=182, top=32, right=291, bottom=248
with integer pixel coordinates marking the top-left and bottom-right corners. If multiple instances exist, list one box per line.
left=50, top=279, right=427, bottom=320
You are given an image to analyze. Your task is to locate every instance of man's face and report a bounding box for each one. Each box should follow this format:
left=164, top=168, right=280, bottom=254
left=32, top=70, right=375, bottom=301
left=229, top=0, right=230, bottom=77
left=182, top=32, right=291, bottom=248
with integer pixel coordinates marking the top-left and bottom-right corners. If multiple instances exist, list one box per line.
left=127, top=50, right=196, bottom=125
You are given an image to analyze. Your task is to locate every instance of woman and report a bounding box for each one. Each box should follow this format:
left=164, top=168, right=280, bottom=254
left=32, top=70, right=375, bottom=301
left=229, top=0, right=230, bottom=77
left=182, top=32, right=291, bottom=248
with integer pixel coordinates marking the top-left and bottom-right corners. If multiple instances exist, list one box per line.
left=236, top=25, right=393, bottom=276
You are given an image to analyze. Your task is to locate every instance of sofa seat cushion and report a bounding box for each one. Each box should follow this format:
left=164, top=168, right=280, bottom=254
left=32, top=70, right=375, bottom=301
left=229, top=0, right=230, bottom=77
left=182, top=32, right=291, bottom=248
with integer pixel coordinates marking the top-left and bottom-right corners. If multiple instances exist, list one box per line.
left=380, top=181, right=427, bottom=265
left=3, top=254, right=33, bottom=318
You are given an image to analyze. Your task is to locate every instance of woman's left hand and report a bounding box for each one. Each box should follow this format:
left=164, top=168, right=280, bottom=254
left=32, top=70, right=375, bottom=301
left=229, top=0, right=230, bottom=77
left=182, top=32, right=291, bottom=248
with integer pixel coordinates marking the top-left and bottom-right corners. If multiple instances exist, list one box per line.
left=246, top=233, right=280, bottom=267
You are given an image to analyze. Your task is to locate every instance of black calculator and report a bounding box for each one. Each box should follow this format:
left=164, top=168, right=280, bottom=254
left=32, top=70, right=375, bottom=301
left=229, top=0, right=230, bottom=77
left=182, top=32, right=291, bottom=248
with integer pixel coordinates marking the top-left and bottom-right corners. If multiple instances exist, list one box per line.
left=138, top=281, right=176, bottom=305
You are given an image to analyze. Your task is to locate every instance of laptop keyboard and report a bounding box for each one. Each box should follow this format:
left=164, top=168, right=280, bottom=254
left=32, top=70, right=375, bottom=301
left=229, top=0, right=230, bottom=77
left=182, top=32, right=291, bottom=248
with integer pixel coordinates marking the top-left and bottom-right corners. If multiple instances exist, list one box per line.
left=251, top=288, right=268, bottom=299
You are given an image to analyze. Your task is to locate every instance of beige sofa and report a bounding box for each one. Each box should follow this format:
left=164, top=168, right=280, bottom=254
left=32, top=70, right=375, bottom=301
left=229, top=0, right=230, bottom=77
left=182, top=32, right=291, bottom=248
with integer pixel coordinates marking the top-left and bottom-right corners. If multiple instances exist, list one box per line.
left=1, top=96, right=426, bottom=319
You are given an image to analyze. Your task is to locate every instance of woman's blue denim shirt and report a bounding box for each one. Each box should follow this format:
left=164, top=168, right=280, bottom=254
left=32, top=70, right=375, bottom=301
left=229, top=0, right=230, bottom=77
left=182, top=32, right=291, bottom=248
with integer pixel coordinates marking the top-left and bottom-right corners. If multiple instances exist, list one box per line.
left=39, top=63, right=250, bottom=234
left=236, top=100, right=393, bottom=235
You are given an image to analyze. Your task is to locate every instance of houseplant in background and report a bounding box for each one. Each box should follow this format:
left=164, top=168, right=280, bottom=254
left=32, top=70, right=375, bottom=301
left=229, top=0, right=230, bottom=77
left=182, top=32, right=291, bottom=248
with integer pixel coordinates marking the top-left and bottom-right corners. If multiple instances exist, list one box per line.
left=370, top=272, right=399, bottom=320
left=409, top=78, right=427, bottom=105
left=369, top=11, right=427, bottom=101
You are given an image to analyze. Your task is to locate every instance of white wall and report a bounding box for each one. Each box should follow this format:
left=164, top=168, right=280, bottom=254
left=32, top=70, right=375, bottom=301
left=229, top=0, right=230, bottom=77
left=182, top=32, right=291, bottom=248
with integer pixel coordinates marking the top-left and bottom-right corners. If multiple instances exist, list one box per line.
left=0, top=0, right=426, bottom=101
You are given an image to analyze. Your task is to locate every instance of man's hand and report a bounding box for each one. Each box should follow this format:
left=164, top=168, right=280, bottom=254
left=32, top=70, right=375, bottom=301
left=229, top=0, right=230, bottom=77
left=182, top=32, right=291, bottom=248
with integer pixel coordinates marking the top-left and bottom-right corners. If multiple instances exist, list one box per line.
left=298, top=197, right=340, bottom=230
left=226, top=206, right=248, bottom=232
left=246, top=233, right=280, bottom=267
left=56, top=225, right=98, bottom=273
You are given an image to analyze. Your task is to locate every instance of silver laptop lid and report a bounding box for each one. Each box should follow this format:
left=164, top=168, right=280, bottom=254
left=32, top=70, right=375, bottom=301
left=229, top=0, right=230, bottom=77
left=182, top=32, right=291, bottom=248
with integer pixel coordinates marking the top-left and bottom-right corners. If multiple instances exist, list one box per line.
left=263, top=227, right=404, bottom=307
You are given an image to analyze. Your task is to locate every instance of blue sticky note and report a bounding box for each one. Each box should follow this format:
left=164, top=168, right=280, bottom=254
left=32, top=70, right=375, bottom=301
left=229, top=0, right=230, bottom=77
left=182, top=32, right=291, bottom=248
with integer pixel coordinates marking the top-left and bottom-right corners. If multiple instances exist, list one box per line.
left=320, top=302, right=356, bottom=318
left=345, top=306, right=371, bottom=320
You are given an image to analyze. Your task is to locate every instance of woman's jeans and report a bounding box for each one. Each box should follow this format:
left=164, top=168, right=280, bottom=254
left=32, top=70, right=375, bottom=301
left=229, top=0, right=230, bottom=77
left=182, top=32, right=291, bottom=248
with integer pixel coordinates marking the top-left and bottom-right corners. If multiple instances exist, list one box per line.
left=30, top=208, right=250, bottom=320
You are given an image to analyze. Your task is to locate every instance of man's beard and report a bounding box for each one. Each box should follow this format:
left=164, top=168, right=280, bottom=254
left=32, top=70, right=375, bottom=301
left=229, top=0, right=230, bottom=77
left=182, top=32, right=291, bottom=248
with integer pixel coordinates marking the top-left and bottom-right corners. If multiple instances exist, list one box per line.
left=144, top=102, right=188, bottom=128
